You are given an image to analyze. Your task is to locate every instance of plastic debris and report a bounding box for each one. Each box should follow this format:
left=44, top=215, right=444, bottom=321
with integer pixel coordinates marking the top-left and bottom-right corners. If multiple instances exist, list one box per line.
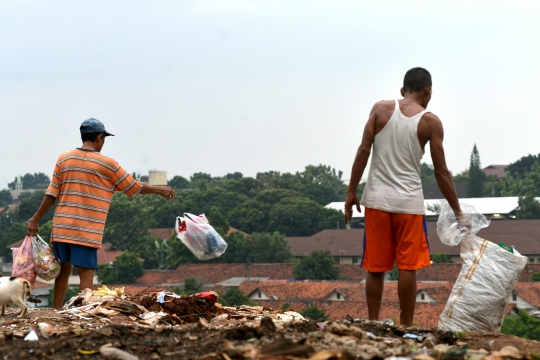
left=23, top=329, right=38, bottom=341
left=156, top=291, right=165, bottom=304
left=366, top=331, right=377, bottom=340
left=100, top=344, right=139, bottom=360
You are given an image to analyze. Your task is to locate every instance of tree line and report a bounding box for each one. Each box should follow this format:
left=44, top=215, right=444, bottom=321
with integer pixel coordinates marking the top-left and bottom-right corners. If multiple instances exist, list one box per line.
left=0, top=164, right=349, bottom=270
left=420, top=145, right=540, bottom=219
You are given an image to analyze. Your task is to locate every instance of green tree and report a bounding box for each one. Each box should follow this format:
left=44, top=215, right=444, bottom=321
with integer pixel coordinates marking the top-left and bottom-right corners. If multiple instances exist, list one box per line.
left=97, top=251, right=145, bottom=284
left=219, top=232, right=252, bottom=263
left=431, top=253, right=453, bottom=263
left=183, top=277, right=204, bottom=295
left=506, top=154, right=540, bottom=177
left=0, top=190, right=13, bottom=207
left=268, top=197, right=326, bottom=236
left=467, top=144, right=486, bottom=198
left=168, top=175, right=190, bottom=189
left=208, top=206, right=230, bottom=237
left=531, top=273, right=540, bottom=282
left=152, top=196, right=192, bottom=228
left=388, top=264, right=399, bottom=280
left=318, top=208, right=346, bottom=231
left=18, top=191, right=55, bottom=225
left=501, top=309, right=540, bottom=340
left=17, top=191, right=33, bottom=202
left=251, top=232, right=294, bottom=263
left=300, top=305, right=328, bottom=321
left=153, top=239, right=172, bottom=270
left=220, top=287, right=254, bottom=306
left=9, top=173, right=50, bottom=190
left=516, top=194, right=540, bottom=219
left=228, top=200, right=270, bottom=234
left=225, top=178, right=262, bottom=198
left=420, top=163, right=436, bottom=184
left=0, top=220, right=26, bottom=258
left=294, top=250, right=340, bottom=280
left=102, top=193, right=158, bottom=251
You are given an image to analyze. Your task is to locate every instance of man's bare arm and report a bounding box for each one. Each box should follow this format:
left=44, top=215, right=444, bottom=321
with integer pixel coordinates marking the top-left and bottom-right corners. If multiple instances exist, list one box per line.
left=344, top=105, right=378, bottom=222
left=429, top=115, right=462, bottom=216
left=139, top=183, right=176, bottom=200
left=27, top=194, right=57, bottom=236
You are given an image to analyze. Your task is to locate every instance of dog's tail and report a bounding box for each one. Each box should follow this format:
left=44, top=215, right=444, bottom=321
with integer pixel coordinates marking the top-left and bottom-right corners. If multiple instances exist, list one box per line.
left=22, top=280, right=42, bottom=304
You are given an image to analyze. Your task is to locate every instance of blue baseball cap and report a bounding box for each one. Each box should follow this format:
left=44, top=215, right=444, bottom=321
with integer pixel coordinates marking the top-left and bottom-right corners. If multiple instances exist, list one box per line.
left=80, top=118, right=115, bottom=136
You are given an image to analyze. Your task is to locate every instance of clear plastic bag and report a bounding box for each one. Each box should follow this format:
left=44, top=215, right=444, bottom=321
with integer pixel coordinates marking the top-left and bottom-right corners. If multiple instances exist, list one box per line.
left=175, top=213, right=228, bottom=260
left=12, top=235, right=36, bottom=287
left=32, top=234, right=61, bottom=281
left=436, top=200, right=490, bottom=246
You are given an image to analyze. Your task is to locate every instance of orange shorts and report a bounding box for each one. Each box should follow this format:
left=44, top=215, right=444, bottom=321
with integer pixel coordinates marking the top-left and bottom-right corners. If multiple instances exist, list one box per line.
left=361, top=208, right=431, bottom=272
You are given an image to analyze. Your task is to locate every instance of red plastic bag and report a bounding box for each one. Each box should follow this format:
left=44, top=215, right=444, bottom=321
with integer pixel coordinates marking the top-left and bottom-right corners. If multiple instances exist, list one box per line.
left=12, top=235, right=36, bottom=287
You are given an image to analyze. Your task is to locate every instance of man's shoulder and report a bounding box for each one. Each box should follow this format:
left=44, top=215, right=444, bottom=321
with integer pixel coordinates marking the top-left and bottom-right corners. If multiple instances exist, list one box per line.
left=372, top=100, right=395, bottom=111
left=59, top=149, right=119, bottom=169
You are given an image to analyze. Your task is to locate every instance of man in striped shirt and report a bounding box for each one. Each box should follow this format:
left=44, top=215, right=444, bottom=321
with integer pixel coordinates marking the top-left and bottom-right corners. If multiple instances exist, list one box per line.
left=26, top=118, right=175, bottom=309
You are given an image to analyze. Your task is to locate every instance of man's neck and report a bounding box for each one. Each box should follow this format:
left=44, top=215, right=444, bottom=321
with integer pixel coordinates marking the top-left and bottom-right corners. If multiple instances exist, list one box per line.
left=80, top=141, right=99, bottom=152
left=402, top=92, right=425, bottom=106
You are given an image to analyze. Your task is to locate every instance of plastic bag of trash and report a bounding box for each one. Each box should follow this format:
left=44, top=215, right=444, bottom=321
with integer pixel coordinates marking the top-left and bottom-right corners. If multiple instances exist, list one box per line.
left=12, top=235, right=36, bottom=287
left=438, top=232, right=527, bottom=332
left=176, top=213, right=227, bottom=260
left=436, top=200, right=490, bottom=246
left=32, top=234, right=61, bottom=281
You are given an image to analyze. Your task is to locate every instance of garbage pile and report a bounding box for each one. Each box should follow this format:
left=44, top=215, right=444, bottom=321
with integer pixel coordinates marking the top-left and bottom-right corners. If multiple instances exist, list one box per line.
left=0, top=286, right=538, bottom=359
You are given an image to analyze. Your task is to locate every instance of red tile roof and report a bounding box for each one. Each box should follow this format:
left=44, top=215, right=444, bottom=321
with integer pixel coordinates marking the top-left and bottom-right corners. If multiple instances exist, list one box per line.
left=236, top=280, right=458, bottom=327
left=483, top=165, right=508, bottom=178
left=288, top=230, right=363, bottom=257
left=135, top=264, right=366, bottom=286
left=148, top=228, right=176, bottom=240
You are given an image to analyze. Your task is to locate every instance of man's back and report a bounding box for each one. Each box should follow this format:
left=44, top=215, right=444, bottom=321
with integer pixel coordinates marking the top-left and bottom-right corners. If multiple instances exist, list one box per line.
left=46, top=148, right=142, bottom=248
left=360, top=99, right=431, bottom=214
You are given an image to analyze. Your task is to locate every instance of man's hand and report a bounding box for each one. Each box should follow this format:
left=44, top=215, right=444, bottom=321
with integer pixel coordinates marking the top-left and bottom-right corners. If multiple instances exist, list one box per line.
left=344, top=193, right=361, bottom=224
left=26, top=217, right=40, bottom=236
left=158, top=186, right=176, bottom=200
left=456, top=213, right=472, bottom=233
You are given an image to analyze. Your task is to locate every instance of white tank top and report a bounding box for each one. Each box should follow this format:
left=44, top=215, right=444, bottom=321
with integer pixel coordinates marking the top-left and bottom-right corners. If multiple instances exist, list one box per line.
left=360, top=100, right=427, bottom=214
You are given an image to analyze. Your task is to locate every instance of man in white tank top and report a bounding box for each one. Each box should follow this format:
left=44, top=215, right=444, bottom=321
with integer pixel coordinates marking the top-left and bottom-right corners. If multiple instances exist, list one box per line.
left=344, top=68, right=465, bottom=326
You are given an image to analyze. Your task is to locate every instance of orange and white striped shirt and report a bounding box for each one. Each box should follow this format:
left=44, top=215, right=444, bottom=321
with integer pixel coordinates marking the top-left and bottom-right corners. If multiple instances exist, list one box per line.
left=45, top=148, right=143, bottom=249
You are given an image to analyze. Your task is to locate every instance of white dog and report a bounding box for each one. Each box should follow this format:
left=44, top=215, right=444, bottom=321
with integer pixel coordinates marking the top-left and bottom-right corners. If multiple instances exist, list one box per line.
left=0, top=276, right=34, bottom=318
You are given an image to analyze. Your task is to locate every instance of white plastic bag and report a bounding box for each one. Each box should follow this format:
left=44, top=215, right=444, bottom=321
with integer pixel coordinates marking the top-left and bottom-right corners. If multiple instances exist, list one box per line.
left=32, top=234, right=61, bottom=281
left=175, top=213, right=227, bottom=260
left=436, top=200, right=490, bottom=246
left=438, top=234, right=527, bottom=332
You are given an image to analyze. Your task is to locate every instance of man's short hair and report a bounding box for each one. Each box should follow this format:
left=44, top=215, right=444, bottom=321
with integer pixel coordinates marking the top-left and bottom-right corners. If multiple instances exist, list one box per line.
left=403, top=67, right=432, bottom=93
left=81, top=132, right=105, bottom=142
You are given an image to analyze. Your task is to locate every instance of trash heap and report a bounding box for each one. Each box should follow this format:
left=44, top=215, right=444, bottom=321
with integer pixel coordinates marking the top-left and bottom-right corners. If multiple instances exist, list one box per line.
left=0, top=286, right=538, bottom=359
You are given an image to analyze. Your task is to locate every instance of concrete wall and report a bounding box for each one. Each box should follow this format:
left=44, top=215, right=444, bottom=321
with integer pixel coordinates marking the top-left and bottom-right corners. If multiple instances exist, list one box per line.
left=149, top=171, right=167, bottom=186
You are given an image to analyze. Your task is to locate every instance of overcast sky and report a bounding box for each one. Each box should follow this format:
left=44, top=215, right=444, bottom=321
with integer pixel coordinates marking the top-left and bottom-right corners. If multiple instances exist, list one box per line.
left=1, top=1, right=539, bottom=189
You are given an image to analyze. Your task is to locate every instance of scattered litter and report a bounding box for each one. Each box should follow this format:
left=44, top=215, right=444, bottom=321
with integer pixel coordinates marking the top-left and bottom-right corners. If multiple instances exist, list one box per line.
left=366, top=331, right=377, bottom=340
left=100, top=344, right=139, bottom=360
left=404, top=333, right=426, bottom=341
left=23, top=329, right=38, bottom=341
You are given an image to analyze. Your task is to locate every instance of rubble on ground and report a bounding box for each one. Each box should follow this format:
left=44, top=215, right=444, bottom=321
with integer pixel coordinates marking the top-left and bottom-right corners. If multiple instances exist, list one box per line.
left=0, top=286, right=539, bottom=359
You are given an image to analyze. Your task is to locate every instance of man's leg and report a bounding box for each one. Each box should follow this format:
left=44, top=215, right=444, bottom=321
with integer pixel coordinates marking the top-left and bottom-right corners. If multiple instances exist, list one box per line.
left=366, top=271, right=385, bottom=320
left=54, top=262, right=73, bottom=310
left=398, top=269, right=417, bottom=326
left=78, top=267, right=95, bottom=291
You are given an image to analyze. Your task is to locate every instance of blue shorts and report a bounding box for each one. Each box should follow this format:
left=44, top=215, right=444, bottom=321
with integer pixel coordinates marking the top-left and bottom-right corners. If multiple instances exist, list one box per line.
left=52, top=242, right=98, bottom=269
